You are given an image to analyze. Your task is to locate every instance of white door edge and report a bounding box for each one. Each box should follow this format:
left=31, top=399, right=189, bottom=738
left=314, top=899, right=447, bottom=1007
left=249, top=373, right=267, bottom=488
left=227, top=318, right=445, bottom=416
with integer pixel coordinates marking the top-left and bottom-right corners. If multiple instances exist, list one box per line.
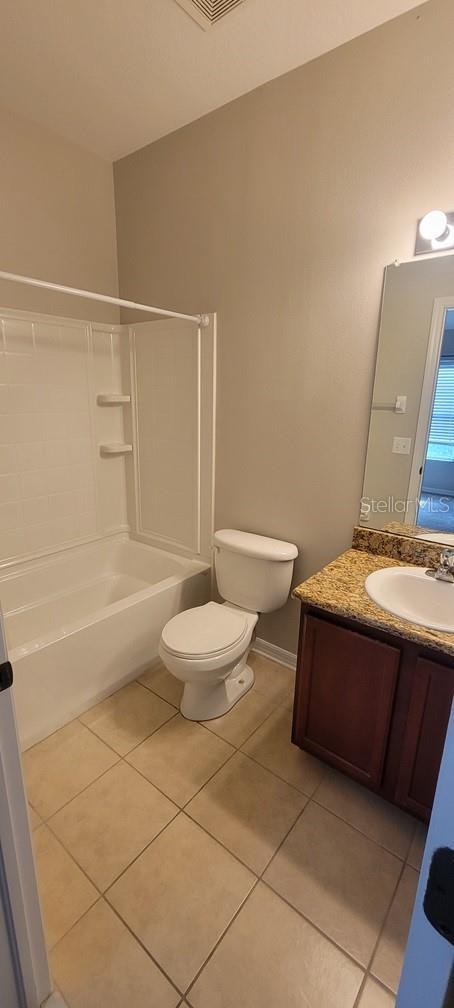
left=0, top=612, right=51, bottom=1007
left=407, top=297, right=454, bottom=525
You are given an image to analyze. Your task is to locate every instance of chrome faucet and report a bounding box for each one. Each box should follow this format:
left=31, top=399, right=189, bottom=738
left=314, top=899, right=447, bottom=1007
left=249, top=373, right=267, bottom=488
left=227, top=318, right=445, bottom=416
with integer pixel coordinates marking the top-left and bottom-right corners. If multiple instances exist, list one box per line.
left=426, top=548, right=454, bottom=583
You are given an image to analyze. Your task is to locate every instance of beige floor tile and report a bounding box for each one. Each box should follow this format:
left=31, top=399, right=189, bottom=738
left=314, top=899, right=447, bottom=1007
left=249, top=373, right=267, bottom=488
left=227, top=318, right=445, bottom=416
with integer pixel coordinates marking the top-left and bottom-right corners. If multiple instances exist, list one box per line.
left=249, top=652, right=296, bottom=706
left=407, top=822, right=427, bottom=870
left=80, top=681, right=176, bottom=755
left=315, top=769, right=415, bottom=858
left=127, top=715, right=234, bottom=806
left=29, top=804, right=41, bottom=830
left=188, top=883, right=363, bottom=1008
left=33, top=826, right=97, bottom=949
left=371, top=866, right=419, bottom=993
left=242, top=706, right=324, bottom=795
left=49, top=761, right=177, bottom=891
left=51, top=899, right=179, bottom=1008
left=201, top=688, right=275, bottom=747
left=108, top=813, right=254, bottom=992
left=264, top=803, right=401, bottom=966
left=186, top=752, right=306, bottom=874
left=138, top=661, right=184, bottom=707
left=358, top=978, right=395, bottom=1007
left=24, top=721, right=118, bottom=819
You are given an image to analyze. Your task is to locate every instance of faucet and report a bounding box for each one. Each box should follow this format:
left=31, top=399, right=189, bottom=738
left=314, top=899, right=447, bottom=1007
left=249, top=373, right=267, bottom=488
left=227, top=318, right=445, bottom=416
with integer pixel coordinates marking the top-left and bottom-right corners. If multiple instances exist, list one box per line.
left=426, top=548, right=454, bottom=583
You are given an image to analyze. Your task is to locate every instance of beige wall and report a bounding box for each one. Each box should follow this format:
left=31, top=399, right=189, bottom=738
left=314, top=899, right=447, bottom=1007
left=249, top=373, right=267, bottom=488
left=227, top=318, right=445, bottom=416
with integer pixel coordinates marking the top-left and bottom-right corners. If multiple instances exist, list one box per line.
left=114, top=0, right=454, bottom=652
left=0, top=104, right=118, bottom=322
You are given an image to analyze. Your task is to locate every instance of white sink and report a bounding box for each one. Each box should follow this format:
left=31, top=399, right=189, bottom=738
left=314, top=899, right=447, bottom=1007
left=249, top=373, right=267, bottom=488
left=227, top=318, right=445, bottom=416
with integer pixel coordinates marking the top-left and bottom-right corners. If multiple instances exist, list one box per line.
left=365, top=566, right=454, bottom=632
left=417, top=531, right=454, bottom=545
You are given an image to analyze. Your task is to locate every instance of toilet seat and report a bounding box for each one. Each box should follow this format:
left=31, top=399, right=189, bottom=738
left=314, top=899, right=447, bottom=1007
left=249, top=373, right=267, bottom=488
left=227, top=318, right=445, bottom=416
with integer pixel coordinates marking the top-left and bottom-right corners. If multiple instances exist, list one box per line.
left=161, top=601, right=248, bottom=659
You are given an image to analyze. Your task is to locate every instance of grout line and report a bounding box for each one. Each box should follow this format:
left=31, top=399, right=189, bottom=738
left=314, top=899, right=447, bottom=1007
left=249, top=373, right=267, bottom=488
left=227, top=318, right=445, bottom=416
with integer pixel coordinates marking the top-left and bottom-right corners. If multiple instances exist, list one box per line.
left=122, top=718, right=238, bottom=811
left=108, top=708, right=180, bottom=759
left=35, top=757, right=121, bottom=826
left=199, top=700, right=277, bottom=749
left=104, top=894, right=184, bottom=1000
left=181, top=807, right=261, bottom=879
left=40, top=758, right=406, bottom=1006
left=352, top=973, right=369, bottom=1007
left=78, top=686, right=180, bottom=756
left=260, top=874, right=371, bottom=978
left=30, top=663, right=411, bottom=1004
left=52, top=894, right=183, bottom=1003
left=46, top=795, right=181, bottom=899
left=183, top=877, right=262, bottom=1001
left=43, top=819, right=105, bottom=898
left=308, top=793, right=413, bottom=863
left=240, top=744, right=324, bottom=801
left=47, top=894, right=103, bottom=955
left=352, top=856, right=408, bottom=1005
left=180, top=748, right=238, bottom=810
left=184, top=790, right=316, bottom=998
left=135, top=677, right=183, bottom=708
left=185, top=780, right=362, bottom=1000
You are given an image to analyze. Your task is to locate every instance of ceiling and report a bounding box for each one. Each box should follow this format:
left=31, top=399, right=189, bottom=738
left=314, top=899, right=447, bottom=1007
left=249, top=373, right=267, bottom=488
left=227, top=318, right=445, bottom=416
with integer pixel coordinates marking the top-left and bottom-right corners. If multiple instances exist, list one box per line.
left=0, top=0, right=425, bottom=161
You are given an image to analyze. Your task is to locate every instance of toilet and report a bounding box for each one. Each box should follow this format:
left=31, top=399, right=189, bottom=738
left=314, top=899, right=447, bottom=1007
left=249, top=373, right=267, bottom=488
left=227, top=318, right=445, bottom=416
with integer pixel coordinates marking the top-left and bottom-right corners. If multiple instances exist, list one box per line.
left=159, top=529, right=298, bottom=721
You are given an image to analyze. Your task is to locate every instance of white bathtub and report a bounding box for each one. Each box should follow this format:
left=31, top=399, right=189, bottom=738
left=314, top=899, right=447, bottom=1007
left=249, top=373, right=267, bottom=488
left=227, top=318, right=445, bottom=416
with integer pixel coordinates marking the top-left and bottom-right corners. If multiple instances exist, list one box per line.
left=0, top=536, right=210, bottom=750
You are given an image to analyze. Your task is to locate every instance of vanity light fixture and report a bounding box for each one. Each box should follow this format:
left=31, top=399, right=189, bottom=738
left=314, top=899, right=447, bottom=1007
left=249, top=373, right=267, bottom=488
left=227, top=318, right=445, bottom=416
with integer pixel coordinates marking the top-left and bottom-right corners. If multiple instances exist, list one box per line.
left=415, top=209, right=454, bottom=255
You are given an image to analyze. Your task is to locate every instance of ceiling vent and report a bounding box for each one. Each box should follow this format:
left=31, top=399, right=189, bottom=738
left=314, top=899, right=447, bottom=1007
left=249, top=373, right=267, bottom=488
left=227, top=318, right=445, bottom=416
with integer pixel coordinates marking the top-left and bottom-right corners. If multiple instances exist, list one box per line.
left=175, top=0, right=245, bottom=30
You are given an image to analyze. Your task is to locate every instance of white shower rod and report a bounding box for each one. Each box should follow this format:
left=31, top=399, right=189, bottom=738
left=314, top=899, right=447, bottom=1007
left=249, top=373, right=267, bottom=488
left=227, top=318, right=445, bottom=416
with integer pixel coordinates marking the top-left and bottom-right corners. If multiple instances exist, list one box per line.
left=0, top=269, right=209, bottom=327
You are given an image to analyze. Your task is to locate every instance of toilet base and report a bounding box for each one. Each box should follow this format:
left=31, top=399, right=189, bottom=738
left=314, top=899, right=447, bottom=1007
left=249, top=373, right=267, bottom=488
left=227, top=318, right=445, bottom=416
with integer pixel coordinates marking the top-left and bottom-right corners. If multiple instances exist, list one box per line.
left=180, top=664, right=255, bottom=721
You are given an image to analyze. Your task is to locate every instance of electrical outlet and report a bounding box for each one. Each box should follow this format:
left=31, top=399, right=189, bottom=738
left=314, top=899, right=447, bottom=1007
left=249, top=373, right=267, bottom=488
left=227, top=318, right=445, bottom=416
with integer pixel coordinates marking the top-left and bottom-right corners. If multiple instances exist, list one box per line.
left=393, top=436, right=412, bottom=455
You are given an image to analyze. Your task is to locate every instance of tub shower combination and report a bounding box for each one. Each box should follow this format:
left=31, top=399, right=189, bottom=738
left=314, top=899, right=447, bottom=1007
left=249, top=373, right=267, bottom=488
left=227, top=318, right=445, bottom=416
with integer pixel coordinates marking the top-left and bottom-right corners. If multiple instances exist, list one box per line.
left=0, top=269, right=214, bottom=750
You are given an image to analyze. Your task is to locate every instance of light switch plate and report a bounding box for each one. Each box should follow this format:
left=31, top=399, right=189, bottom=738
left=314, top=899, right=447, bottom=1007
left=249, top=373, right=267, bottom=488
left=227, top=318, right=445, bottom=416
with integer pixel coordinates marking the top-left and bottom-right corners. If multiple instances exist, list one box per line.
left=395, top=395, right=407, bottom=413
left=393, top=436, right=412, bottom=455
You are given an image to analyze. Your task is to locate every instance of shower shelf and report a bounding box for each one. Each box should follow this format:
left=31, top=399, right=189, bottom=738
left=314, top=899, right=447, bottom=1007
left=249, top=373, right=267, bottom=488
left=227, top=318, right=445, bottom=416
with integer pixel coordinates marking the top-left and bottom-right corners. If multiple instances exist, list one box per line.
left=97, top=393, right=131, bottom=405
left=99, top=443, right=133, bottom=456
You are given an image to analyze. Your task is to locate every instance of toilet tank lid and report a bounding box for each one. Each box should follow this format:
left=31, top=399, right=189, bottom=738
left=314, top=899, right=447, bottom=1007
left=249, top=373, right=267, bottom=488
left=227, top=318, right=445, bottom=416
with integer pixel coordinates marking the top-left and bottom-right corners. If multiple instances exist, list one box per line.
left=214, top=529, right=298, bottom=562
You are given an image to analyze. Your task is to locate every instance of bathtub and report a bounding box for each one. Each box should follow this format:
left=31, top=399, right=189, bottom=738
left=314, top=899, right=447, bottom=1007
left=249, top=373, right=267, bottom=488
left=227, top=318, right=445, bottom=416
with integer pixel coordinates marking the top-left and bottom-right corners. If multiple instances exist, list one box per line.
left=0, top=536, right=210, bottom=750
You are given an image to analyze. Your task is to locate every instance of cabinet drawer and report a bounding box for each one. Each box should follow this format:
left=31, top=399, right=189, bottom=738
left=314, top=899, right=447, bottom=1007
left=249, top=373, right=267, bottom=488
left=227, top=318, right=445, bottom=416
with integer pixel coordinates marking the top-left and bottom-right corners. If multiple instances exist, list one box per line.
left=293, top=614, right=401, bottom=787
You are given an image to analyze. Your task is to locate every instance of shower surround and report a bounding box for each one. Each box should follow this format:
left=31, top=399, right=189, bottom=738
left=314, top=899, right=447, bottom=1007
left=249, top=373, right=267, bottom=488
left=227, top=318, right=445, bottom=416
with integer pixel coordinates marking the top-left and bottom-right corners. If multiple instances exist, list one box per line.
left=0, top=306, right=216, bottom=748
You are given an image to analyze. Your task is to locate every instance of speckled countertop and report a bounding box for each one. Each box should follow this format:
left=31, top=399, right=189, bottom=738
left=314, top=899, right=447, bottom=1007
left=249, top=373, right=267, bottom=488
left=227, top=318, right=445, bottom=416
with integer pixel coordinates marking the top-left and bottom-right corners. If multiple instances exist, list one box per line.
left=293, top=544, right=454, bottom=659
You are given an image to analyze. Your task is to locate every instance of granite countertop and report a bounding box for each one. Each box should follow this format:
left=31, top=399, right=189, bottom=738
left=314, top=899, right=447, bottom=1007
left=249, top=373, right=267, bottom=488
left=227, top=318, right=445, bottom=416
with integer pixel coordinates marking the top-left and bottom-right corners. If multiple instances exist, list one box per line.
left=293, top=547, right=454, bottom=658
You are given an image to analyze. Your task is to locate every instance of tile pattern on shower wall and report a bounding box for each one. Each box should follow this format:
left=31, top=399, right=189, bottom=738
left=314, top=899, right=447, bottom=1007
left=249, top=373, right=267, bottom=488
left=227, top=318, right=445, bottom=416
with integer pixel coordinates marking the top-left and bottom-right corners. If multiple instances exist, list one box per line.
left=0, top=312, right=128, bottom=562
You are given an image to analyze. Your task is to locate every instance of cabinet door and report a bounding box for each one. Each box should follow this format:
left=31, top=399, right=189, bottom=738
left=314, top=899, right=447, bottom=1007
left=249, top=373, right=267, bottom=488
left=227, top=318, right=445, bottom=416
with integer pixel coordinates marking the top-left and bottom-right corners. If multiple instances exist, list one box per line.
left=293, top=615, right=401, bottom=787
left=395, top=657, right=454, bottom=820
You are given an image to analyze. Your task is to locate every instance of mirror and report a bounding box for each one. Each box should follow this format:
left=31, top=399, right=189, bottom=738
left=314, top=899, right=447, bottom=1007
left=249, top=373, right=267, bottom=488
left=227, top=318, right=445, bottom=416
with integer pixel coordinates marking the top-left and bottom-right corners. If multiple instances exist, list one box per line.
left=361, top=252, right=454, bottom=543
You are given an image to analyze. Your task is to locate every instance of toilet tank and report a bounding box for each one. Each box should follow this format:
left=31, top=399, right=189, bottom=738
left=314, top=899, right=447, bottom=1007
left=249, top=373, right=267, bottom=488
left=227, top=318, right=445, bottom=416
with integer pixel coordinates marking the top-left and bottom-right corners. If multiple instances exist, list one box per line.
left=213, top=529, right=298, bottom=613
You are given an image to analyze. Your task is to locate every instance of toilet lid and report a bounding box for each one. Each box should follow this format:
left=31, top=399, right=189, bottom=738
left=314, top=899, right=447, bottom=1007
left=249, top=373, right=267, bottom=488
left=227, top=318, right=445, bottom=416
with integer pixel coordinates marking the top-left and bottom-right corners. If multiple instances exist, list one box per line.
left=161, top=602, right=248, bottom=658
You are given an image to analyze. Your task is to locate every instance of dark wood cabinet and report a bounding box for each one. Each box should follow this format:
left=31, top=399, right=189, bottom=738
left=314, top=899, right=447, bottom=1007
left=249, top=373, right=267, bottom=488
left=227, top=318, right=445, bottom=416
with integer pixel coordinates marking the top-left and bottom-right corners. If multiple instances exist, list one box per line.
left=295, top=616, right=400, bottom=787
left=293, top=606, right=454, bottom=822
left=395, top=657, right=454, bottom=818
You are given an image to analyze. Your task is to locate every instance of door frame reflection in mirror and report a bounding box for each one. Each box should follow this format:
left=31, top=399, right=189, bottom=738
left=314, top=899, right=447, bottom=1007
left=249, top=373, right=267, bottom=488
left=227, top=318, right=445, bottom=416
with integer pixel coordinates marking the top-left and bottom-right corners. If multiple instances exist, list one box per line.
left=361, top=251, right=454, bottom=541
left=408, top=296, right=454, bottom=526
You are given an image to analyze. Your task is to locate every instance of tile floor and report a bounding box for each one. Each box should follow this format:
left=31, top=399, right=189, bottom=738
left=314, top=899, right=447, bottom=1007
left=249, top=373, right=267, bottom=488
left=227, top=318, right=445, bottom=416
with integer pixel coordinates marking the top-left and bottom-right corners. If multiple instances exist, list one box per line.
left=24, top=652, right=425, bottom=1008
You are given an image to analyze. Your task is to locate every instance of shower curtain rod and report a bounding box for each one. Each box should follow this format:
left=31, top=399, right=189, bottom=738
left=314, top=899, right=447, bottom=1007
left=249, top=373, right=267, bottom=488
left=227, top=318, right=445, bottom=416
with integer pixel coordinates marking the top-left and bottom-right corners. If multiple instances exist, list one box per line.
left=0, top=270, right=209, bottom=327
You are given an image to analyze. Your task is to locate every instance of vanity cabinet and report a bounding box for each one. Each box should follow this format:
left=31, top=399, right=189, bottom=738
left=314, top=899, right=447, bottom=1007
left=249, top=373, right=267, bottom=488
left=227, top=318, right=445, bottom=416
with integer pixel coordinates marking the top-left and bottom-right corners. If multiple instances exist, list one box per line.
left=293, top=608, right=454, bottom=822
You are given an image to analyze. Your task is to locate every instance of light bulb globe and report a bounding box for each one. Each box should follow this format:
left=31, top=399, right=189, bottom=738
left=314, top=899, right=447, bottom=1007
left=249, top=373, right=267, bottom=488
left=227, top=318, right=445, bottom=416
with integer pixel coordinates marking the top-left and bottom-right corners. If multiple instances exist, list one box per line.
left=419, top=210, right=448, bottom=241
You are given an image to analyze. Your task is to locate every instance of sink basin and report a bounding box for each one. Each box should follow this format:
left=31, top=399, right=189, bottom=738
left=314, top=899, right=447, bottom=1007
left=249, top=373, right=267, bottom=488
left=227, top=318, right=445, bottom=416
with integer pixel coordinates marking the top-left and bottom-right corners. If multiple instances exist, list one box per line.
left=417, top=531, right=454, bottom=545
left=365, top=566, right=454, bottom=632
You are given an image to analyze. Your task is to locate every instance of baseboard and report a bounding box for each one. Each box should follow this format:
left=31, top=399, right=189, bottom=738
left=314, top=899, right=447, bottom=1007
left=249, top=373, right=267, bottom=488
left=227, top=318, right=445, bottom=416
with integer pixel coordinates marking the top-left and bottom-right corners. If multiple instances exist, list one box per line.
left=252, top=637, right=297, bottom=670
